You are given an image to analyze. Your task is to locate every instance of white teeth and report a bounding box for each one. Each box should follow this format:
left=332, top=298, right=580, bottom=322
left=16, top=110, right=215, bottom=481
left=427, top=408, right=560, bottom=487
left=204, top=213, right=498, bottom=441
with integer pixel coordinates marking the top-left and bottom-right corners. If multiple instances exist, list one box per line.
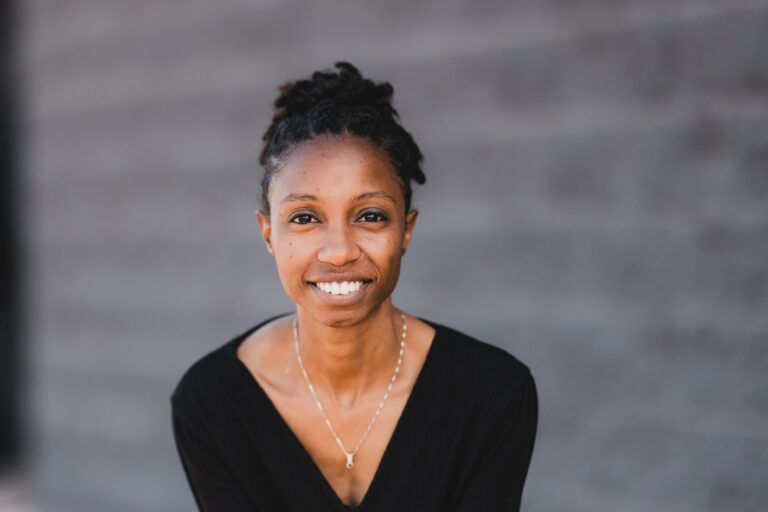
left=315, top=281, right=365, bottom=296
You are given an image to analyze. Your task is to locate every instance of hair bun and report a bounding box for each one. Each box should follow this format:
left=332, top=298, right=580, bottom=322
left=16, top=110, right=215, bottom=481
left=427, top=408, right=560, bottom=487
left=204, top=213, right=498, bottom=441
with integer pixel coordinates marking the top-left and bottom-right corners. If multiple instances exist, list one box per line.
left=259, top=61, right=425, bottom=216
left=272, top=62, right=398, bottom=121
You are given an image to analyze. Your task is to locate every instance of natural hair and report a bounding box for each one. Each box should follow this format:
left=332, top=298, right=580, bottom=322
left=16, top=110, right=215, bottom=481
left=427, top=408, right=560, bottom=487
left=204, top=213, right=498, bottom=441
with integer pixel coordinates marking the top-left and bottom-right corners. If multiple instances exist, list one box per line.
left=258, top=61, right=426, bottom=216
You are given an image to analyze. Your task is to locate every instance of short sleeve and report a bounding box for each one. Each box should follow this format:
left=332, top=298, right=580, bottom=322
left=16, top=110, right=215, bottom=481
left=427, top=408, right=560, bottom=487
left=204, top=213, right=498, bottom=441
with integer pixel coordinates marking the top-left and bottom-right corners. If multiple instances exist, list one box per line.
left=171, top=403, right=258, bottom=511
left=454, top=369, right=539, bottom=511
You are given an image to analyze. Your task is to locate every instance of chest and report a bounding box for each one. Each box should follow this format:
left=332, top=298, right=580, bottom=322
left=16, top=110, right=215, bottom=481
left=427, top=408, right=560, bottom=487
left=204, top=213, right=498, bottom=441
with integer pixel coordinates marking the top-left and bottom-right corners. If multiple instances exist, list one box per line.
left=261, top=382, right=410, bottom=507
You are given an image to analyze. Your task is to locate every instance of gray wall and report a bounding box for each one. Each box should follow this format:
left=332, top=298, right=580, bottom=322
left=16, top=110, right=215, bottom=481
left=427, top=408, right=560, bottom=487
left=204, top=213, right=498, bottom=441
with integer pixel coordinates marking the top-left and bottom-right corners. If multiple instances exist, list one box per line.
left=22, top=0, right=768, bottom=511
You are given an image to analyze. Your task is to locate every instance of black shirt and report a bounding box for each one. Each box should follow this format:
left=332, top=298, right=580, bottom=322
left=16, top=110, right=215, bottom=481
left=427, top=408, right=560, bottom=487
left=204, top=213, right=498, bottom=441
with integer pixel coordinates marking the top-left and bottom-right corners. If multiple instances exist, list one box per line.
left=171, top=313, right=538, bottom=511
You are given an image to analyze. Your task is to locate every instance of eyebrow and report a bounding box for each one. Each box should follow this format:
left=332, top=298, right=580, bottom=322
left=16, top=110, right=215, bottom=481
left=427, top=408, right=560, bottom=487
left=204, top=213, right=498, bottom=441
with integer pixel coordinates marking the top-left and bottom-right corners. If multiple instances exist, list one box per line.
left=280, top=191, right=397, bottom=205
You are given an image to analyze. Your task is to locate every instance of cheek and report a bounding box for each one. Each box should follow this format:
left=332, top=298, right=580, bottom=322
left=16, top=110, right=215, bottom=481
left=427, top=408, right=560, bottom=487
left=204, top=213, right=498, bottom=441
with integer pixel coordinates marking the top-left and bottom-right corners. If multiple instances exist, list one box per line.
left=362, top=235, right=399, bottom=260
left=370, top=238, right=404, bottom=276
left=276, top=238, right=300, bottom=262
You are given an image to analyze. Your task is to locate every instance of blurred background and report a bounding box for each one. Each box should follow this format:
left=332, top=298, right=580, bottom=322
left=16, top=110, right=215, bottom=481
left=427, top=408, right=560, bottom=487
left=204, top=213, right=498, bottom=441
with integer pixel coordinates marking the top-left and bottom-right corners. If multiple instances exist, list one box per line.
left=2, top=0, right=767, bottom=510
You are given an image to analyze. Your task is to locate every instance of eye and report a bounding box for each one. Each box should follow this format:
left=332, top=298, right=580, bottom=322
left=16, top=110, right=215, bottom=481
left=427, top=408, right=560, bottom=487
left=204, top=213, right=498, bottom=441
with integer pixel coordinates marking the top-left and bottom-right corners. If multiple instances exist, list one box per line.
left=289, top=213, right=318, bottom=225
left=358, top=211, right=388, bottom=223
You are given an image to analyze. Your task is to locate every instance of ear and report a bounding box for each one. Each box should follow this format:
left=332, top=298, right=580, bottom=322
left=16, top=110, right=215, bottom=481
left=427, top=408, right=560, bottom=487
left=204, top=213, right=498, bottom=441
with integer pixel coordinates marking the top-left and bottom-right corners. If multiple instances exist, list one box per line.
left=256, top=210, right=274, bottom=255
left=402, top=209, right=419, bottom=255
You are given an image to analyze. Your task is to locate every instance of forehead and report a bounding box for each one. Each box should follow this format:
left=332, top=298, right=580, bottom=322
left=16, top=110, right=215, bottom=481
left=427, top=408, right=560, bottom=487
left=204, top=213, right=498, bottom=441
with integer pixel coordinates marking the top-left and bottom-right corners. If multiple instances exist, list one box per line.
left=272, top=136, right=403, bottom=204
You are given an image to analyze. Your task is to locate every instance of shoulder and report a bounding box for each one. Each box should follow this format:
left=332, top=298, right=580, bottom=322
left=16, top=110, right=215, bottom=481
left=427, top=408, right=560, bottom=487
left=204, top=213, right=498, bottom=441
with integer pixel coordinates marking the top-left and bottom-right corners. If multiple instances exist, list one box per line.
left=169, top=332, right=238, bottom=418
left=435, top=321, right=532, bottom=375
left=170, top=312, right=291, bottom=417
left=428, top=321, right=538, bottom=447
left=430, top=320, right=535, bottom=402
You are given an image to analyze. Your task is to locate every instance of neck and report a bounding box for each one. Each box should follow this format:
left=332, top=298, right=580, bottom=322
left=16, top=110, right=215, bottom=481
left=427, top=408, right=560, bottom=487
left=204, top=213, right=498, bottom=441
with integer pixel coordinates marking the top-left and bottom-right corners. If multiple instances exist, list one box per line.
left=294, top=301, right=403, bottom=410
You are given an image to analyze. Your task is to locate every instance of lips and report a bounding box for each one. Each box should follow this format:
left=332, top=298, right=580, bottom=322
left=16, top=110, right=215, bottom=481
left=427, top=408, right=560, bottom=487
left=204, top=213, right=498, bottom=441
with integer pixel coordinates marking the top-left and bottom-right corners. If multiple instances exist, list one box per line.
left=307, top=278, right=373, bottom=303
left=307, top=275, right=373, bottom=284
left=313, top=280, right=364, bottom=295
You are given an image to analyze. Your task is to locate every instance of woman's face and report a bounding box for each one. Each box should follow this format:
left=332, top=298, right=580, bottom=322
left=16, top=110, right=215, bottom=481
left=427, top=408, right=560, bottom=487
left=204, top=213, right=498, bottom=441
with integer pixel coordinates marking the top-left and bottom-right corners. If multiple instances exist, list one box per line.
left=257, top=135, right=419, bottom=327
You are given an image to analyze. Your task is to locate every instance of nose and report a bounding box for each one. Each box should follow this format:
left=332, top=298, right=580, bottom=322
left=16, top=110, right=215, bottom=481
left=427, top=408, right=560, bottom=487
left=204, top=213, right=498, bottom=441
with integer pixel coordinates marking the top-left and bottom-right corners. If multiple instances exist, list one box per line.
left=317, top=221, right=361, bottom=267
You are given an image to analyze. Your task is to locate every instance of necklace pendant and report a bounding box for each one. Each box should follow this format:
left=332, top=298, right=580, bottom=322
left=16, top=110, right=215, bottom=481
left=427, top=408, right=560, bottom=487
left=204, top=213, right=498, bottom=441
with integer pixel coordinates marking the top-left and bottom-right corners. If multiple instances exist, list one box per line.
left=345, top=453, right=354, bottom=469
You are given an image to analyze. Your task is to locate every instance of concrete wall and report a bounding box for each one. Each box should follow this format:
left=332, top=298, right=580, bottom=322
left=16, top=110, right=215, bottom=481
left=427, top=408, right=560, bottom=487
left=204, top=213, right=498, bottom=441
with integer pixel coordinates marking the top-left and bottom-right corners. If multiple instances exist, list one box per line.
left=22, top=0, right=768, bottom=510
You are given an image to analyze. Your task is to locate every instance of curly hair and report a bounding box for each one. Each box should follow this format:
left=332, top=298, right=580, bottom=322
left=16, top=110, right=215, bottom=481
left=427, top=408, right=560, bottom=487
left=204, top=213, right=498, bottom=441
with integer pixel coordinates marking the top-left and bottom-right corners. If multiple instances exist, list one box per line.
left=258, top=62, right=426, bottom=216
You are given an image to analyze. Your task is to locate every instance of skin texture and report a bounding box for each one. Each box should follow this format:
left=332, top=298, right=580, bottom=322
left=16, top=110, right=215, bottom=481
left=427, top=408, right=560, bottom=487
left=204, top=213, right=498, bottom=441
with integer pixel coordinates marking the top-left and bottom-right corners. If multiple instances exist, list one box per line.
left=238, top=134, right=436, bottom=506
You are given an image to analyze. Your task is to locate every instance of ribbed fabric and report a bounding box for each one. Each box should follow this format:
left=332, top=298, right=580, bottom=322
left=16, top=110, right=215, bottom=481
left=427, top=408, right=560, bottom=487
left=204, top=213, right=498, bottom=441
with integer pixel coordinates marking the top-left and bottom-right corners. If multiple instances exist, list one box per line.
left=171, top=312, right=538, bottom=511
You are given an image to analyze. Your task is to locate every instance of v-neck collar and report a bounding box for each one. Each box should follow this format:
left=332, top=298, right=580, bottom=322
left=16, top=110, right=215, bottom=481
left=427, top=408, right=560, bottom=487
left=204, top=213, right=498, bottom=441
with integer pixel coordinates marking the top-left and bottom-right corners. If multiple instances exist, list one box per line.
left=228, top=312, right=442, bottom=511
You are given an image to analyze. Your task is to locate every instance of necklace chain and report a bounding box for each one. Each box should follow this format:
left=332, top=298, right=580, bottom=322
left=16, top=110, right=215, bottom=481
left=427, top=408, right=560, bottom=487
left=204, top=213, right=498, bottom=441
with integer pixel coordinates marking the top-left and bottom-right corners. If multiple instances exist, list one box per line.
left=292, top=311, right=407, bottom=470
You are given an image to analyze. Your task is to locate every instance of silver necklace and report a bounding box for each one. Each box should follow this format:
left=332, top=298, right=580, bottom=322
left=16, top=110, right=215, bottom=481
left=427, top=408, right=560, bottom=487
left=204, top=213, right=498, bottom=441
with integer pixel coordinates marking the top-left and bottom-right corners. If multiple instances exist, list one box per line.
left=292, top=311, right=406, bottom=470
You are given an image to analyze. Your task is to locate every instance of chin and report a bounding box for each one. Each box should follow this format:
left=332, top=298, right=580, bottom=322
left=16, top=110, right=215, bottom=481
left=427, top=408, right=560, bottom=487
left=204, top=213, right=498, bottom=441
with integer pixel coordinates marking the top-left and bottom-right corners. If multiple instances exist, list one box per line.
left=299, top=301, right=385, bottom=328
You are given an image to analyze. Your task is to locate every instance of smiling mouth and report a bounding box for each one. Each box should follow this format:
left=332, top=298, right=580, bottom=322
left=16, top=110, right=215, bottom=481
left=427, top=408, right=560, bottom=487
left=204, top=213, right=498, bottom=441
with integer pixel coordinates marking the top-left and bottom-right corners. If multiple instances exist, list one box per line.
left=309, top=279, right=373, bottom=296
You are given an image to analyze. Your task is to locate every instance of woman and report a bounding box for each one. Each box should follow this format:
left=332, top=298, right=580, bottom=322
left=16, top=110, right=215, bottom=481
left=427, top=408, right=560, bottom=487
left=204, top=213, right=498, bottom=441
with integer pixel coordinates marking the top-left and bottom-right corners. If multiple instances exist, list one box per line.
left=171, top=62, right=538, bottom=511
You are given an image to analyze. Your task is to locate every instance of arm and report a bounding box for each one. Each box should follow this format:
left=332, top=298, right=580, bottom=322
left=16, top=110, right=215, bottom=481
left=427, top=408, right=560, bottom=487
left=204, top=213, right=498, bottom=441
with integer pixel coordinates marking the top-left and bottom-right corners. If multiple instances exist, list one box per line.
left=172, top=406, right=258, bottom=511
left=454, top=370, right=539, bottom=511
